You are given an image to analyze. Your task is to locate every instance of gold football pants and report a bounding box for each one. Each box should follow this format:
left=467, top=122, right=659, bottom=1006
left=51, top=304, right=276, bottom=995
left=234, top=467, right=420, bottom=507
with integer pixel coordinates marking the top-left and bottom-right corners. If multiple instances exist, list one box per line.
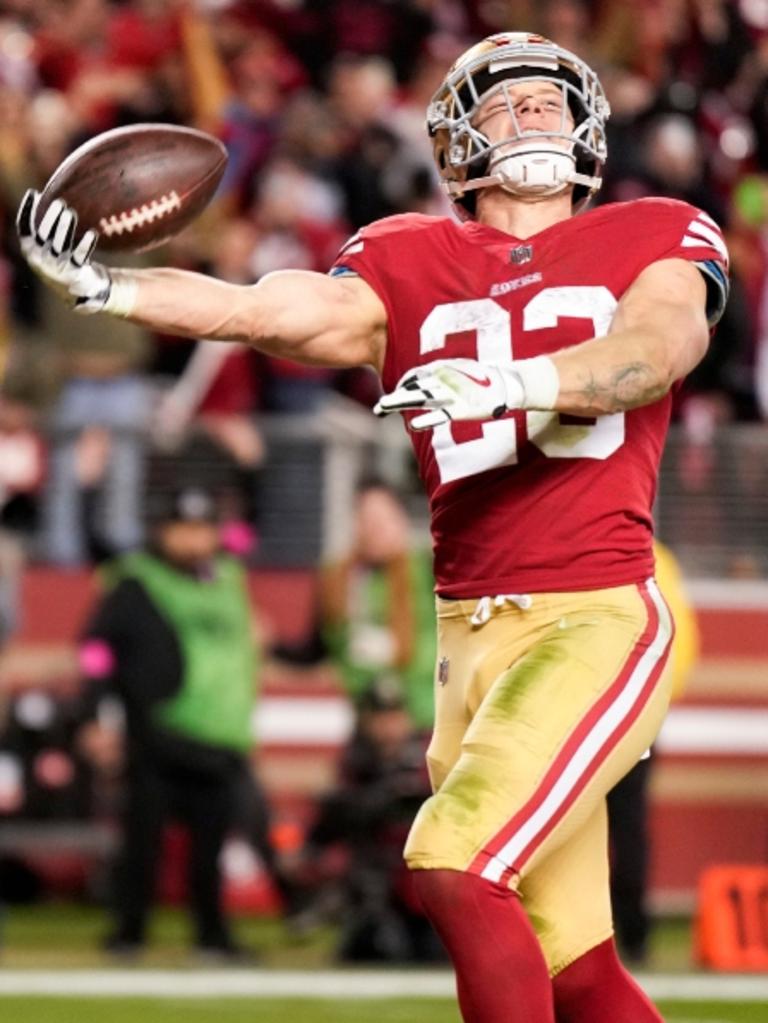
left=404, top=581, right=673, bottom=975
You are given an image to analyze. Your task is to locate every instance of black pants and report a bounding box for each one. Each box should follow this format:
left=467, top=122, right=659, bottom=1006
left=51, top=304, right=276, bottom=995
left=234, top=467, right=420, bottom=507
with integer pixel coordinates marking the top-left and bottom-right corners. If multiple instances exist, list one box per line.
left=110, top=754, right=238, bottom=948
left=607, top=756, right=652, bottom=960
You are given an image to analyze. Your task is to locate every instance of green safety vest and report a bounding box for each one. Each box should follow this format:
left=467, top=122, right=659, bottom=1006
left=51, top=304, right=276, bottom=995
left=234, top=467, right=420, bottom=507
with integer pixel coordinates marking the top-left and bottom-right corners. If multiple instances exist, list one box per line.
left=109, top=552, right=258, bottom=752
left=325, top=549, right=437, bottom=730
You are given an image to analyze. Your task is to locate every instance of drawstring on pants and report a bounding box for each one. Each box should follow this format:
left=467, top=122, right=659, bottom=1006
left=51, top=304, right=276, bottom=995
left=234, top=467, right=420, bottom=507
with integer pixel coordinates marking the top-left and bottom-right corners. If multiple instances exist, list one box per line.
left=470, top=593, right=533, bottom=627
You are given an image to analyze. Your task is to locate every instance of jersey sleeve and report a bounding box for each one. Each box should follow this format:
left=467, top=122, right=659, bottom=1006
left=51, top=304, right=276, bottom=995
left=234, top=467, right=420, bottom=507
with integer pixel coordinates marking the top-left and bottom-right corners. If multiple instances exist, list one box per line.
left=328, top=213, right=441, bottom=315
left=631, top=199, right=730, bottom=326
left=328, top=225, right=389, bottom=301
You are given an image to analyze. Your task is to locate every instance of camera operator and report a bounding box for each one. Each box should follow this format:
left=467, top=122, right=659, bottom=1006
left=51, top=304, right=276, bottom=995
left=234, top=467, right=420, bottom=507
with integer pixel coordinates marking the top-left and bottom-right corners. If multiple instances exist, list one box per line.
left=295, top=677, right=442, bottom=963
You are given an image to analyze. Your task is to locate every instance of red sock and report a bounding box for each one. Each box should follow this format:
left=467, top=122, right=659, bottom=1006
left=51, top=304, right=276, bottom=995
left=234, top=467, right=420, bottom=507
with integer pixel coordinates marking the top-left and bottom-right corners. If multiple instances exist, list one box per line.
left=552, top=938, right=663, bottom=1022
left=413, top=868, right=554, bottom=1023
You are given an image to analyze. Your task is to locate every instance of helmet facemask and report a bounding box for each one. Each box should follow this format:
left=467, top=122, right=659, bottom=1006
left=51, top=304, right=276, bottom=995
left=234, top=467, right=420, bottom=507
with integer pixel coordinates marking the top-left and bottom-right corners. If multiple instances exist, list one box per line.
left=428, top=34, right=610, bottom=220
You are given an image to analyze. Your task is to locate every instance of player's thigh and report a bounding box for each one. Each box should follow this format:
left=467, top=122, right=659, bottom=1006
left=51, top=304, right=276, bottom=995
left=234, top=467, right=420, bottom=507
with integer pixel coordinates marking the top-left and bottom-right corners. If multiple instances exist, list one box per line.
left=520, top=800, right=613, bottom=975
left=424, top=601, right=532, bottom=793
left=405, top=582, right=672, bottom=878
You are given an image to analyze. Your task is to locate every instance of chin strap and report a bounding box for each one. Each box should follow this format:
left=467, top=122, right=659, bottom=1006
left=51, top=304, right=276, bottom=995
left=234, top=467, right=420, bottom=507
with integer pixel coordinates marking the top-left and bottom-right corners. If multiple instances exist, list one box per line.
left=446, top=168, right=600, bottom=197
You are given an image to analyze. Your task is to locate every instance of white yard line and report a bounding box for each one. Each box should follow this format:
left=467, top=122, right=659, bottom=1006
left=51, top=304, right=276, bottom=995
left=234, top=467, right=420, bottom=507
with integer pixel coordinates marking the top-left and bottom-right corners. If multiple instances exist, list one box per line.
left=0, top=970, right=764, bottom=1002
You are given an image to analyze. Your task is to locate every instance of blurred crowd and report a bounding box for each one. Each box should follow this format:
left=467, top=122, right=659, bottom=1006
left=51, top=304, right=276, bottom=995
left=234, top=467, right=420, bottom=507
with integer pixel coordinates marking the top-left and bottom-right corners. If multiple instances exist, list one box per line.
left=0, top=0, right=764, bottom=572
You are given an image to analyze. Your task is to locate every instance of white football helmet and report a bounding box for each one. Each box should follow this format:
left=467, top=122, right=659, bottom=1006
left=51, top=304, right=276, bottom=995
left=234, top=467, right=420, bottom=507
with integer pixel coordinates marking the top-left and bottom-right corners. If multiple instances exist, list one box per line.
left=428, top=32, right=610, bottom=219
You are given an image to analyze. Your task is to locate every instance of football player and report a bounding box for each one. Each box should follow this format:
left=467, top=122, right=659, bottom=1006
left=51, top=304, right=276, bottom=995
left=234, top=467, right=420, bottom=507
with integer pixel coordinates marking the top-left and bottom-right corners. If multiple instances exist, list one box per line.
left=16, top=32, right=728, bottom=1023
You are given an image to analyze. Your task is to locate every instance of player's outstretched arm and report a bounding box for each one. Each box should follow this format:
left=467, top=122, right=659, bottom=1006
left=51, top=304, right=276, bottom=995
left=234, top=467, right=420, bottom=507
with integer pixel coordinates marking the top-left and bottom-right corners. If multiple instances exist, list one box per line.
left=375, top=257, right=711, bottom=428
left=17, top=191, right=387, bottom=372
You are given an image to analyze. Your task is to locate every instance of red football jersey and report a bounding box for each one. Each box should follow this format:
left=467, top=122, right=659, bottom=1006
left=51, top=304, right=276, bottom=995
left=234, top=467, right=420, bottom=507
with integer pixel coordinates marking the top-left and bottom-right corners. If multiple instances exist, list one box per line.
left=332, top=198, right=729, bottom=597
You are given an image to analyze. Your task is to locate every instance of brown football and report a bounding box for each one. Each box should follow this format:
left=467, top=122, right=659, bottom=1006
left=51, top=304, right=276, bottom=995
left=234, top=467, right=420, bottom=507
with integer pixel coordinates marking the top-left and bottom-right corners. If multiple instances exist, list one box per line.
left=37, top=123, right=228, bottom=253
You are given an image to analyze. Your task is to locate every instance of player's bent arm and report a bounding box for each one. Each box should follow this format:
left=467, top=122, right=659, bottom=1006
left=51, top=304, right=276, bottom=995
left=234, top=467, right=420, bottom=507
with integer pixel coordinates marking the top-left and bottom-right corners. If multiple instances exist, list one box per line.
left=550, top=258, right=710, bottom=416
left=122, top=267, right=387, bottom=371
left=374, top=257, right=713, bottom=429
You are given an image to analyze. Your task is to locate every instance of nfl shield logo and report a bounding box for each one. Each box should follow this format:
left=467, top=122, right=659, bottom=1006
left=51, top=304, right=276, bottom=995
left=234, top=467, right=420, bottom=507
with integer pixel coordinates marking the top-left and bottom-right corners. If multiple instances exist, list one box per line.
left=510, top=244, right=533, bottom=264
left=438, top=656, right=450, bottom=686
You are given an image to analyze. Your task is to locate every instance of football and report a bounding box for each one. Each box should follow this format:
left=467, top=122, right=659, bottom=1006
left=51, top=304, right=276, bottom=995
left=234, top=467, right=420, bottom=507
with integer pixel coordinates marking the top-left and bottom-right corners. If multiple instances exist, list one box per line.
left=36, top=123, right=228, bottom=253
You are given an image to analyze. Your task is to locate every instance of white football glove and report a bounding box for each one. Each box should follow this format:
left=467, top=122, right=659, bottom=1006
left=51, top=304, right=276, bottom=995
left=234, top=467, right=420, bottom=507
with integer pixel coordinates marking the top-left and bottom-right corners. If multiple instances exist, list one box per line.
left=373, top=358, right=526, bottom=430
left=16, top=190, right=118, bottom=315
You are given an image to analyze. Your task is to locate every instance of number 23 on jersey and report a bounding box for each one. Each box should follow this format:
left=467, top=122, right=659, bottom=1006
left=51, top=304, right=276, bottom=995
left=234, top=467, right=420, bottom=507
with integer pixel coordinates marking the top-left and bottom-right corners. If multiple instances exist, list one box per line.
left=420, top=286, right=625, bottom=484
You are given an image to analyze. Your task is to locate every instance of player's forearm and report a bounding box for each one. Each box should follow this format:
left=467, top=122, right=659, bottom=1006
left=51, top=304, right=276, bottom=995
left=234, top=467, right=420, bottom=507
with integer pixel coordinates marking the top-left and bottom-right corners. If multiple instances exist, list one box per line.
left=111, top=266, right=381, bottom=369
left=546, top=301, right=709, bottom=416
left=548, top=328, right=683, bottom=416
left=544, top=259, right=710, bottom=416
left=112, top=267, right=266, bottom=344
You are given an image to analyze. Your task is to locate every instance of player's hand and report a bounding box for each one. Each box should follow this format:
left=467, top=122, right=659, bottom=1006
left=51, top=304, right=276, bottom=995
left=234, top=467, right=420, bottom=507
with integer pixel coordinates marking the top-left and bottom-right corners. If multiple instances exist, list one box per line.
left=373, top=358, right=524, bottom=430
left=16, top=190, right=114, bottom=314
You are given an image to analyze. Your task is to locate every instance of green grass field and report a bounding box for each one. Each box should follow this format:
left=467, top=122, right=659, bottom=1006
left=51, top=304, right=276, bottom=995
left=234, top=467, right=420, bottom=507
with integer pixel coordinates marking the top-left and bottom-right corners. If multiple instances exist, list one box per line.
left=0, top=903, right=766, bottom=1022
left=0, top=902, right=693, bottom=970
left=0, top=999, right=764, bottom=1023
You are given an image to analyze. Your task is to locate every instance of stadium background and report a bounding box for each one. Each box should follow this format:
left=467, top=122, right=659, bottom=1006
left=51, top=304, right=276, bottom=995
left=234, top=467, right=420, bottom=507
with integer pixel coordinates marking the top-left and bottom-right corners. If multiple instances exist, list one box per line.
left=0, top=0, right=768, bottom=1019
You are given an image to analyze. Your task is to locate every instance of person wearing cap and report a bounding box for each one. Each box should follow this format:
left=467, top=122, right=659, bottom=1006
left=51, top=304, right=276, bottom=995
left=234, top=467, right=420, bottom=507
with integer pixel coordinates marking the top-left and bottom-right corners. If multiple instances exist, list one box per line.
left=75, top=485, right=259, bottom=960
left=19, top=30, right=729, bottom=1023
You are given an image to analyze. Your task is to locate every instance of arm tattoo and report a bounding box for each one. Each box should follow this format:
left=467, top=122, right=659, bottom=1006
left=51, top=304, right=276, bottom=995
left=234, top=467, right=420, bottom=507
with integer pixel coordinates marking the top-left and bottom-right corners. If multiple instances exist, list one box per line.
left=581, top=362, right=667, bottom=412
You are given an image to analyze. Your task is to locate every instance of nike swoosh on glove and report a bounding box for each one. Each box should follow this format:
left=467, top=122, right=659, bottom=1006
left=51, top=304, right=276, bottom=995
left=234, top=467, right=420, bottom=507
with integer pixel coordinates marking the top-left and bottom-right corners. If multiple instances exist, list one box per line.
left=16, top=190, right=115, bottom=314
left=373, top=358, right=525, bottom=430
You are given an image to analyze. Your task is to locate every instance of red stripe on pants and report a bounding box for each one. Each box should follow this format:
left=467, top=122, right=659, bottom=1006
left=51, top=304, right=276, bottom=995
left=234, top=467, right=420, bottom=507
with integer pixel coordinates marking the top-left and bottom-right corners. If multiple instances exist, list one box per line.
left=469, top=583, right=669, bottom=882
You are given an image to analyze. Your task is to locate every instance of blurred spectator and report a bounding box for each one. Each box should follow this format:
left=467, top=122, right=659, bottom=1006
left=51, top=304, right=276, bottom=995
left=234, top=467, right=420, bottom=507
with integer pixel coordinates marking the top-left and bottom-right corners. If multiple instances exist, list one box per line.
left=75, top=485, right=260, bottom=959
left=38, top=289, right=151, bottom=566
left=248, top=157, right=348, bottom=410
left=0, top=391, right=44, bottom=637
left=318, top=0, right=433, bottom=85
left=154, top=218, right=266, bottom=532
left=0, top=685, right=91, bottom=822
left=326, top=54, right=403, bottom=227
left=320, top=480, right=437, bottom=735
left=603, top=113, right=727, bottom=223
left=537, top=0, right=593, bottom=59
left=323, top=50, right=443, bottom=224
left=731, top=174, right=768, bottom=418
left=389, top=34, right=462, bottom=208
left=290, top=677, right=441, bottom=963
left=215, top=30, right=302, bottom=211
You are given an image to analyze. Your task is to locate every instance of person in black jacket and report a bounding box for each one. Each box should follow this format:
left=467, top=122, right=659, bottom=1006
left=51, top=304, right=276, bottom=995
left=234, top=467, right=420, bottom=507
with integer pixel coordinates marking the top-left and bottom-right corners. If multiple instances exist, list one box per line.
left=77, top=485, right=259, bottom=960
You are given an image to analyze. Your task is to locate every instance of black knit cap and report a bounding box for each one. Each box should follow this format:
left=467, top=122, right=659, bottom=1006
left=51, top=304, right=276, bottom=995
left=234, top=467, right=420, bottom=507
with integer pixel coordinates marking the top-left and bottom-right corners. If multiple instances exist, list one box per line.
left=147, top=486, right=219, bottom=525
left=357, top=676, right=406, bottom=713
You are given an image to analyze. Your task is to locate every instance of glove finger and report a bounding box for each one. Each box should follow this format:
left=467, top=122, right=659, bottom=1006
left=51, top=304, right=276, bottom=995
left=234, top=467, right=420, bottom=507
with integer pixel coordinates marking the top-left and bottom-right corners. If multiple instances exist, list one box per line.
left=410, top=408, right=450, bottom=431
left=374, top=386, right=432, bottom=413
left=372, top=398, right=393, bottom=417
left=51, top=208, right=76, bottom=257
left=405, top=374, right=458, bottom=407
left=16, top=189, right=39, bottom=242
left=72, top=229, right=98, bottom=267
left=36, top=199, right=65, bottom=245
left=382, top=375, right=456, bottom=411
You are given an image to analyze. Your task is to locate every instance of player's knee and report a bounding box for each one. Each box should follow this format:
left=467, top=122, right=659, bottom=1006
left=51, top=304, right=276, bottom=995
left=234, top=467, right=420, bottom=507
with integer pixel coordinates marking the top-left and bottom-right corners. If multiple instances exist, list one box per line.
left=410, top=866, right=463, bottom=914
left=554, top=939, right=612, bottom=996
left=412, top=868, right=520, bottom=926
